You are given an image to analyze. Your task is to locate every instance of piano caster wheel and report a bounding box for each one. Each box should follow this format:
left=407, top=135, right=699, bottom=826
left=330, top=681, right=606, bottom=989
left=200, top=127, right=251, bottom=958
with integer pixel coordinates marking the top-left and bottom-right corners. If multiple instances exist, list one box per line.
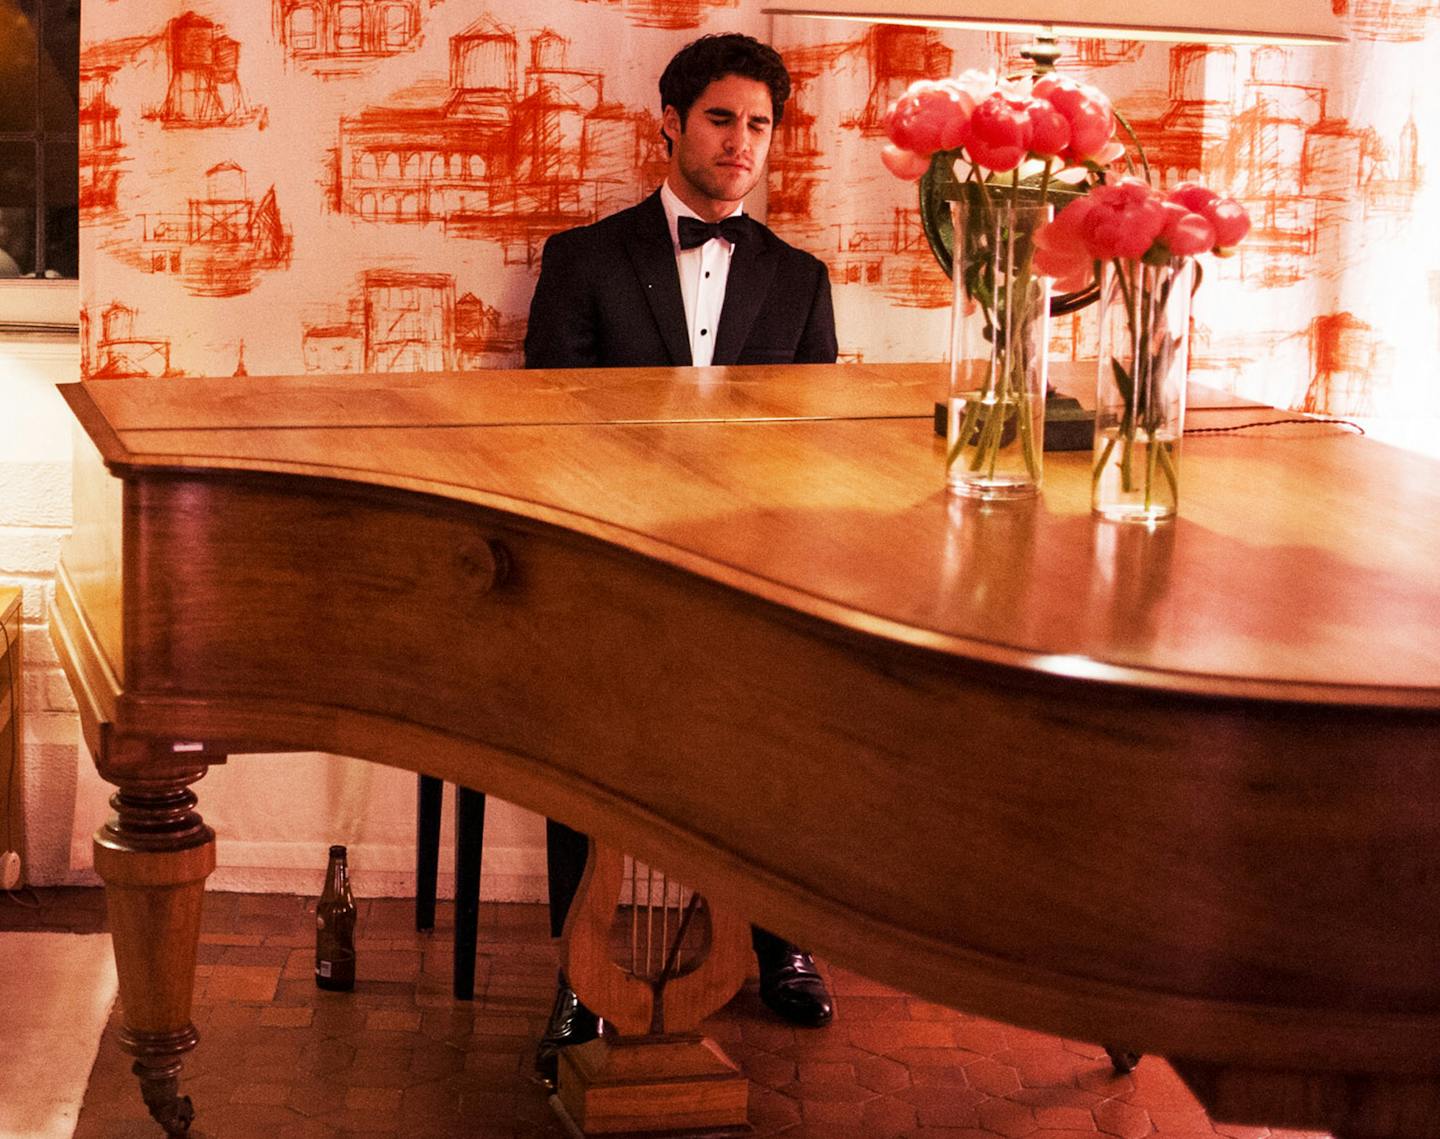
left=133, top=1060, right=195, bottom=1135
left=1104, top=1045, right=1141, bottom=1074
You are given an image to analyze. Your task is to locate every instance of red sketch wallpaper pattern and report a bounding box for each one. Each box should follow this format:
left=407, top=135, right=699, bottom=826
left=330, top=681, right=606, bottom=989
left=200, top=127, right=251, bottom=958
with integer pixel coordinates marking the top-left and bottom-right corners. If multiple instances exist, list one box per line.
left=274, top=0, right=436, bottom=79
left=79, top=2, right=1440, bottom=427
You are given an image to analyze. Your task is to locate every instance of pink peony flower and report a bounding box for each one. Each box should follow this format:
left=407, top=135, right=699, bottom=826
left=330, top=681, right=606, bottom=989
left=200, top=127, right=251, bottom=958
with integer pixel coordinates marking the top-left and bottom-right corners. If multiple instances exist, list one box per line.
left=1166, top=182, right=1219, bottom=214
left=1157, top=201, right=1216, bottom=256
left=952, top=68, right=1005, bottom=104
left=880, top=144, right=932, bottom=181
left=1024, top=99, right=1071, bottom=159
left=1035, top=196, right=1093, bottom=257
left=1033, top=196, right=1096, bottom=290
left=1167, top=183, right=1251, bottom=248
left=1086, top=139, right=1128, bottom=167
left=882, top=79, right=974, bottom=157
left=1033, top=74, right=1115, bottom=163
left=964, top=92, right=1033, bottom=172
left=1206, top=197, right=1252, bottom=248
left=1038, top=178, right=1250, bottom=267
left=1080, top=178, right=1168, bottom=260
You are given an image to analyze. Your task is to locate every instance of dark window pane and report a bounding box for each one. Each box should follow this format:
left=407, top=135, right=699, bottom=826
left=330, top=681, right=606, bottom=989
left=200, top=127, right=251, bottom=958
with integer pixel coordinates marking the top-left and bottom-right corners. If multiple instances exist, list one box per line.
left=0, top=4, right=40, bottom=132
left=45, top=205, right=76, bottom=276
left=0, top=0, right=77, bottom=279
left=0, top=207, right=36, bottom=276
left=0, top=140, right=36, bottom=207
left=0, top=141, right=36, bottom=275
left=44, top=135, right=76, bottom=205
left=40, top=0, right=78, bottom=132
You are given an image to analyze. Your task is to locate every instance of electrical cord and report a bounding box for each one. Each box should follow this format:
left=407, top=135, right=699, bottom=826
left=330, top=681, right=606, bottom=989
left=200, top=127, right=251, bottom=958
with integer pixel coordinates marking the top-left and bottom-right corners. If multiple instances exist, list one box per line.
left=1186, top=416, right=1365, bottom=436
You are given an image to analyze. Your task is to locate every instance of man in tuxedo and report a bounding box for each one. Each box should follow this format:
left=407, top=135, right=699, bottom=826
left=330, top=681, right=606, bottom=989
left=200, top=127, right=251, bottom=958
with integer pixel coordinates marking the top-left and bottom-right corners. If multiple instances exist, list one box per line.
left=524, top=32, right=838, bottom=1087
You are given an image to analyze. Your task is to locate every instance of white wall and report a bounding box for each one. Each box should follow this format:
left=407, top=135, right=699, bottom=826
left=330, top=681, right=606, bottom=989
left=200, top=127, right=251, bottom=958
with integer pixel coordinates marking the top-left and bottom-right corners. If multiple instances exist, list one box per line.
left=1, top=298, right=547, bottom=898
left=2, top=337, right=80, bottom=892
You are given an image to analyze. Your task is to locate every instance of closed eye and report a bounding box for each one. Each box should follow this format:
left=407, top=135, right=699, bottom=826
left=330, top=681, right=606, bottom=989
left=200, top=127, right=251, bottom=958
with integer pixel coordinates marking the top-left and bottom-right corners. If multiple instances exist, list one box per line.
left=703, top=109, right=771, bottom=132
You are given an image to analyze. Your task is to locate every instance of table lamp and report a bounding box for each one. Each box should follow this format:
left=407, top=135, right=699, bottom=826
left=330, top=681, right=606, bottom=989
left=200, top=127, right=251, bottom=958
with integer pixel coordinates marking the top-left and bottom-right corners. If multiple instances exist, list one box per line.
left=763, top=0, right=1346, bottom=448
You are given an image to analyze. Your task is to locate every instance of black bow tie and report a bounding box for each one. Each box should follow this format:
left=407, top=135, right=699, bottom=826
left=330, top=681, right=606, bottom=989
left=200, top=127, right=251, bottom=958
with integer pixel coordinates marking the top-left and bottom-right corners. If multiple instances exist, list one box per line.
left=677, top=215, right=747, bottom=250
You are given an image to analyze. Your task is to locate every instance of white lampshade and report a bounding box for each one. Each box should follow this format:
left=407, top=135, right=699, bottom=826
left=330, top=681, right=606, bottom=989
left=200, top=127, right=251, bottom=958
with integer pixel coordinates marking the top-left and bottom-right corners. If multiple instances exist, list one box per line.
left=762, top=0, right=1346, bottom=45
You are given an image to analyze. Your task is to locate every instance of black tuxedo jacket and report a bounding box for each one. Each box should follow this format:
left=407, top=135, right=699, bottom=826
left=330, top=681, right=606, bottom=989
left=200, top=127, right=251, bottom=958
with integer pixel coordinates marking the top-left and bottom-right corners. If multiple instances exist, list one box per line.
left=524, top=190, right=837, bottom=368
left=523, top=191, right=836, bottom=937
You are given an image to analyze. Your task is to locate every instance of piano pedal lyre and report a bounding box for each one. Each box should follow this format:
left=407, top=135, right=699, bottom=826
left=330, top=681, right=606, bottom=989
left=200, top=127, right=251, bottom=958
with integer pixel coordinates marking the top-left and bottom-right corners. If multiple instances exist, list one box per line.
left=552, top=841, right=753, bottom=1136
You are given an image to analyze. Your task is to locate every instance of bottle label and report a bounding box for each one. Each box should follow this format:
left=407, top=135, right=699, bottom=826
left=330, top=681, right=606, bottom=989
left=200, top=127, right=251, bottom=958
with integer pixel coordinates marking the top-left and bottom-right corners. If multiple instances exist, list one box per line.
left=317, top=961, right=332, bottom=978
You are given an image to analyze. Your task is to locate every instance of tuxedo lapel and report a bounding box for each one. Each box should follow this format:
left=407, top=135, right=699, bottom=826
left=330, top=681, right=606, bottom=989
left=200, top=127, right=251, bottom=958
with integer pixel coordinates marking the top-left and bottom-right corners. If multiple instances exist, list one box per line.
left=621, top=193, right=692, bottom=366
left=712, top=218, right=778, bottom=366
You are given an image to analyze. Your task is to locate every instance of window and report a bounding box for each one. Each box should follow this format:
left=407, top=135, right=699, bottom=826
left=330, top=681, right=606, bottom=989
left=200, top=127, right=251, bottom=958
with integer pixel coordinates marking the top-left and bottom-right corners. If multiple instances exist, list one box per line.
left=381, top=4, right=412, bottom=50
left=0, top=0, right=80, bottom=279
left=288, top=5, right=318, bottom=52
left=333, top=3, right=364, bottom=52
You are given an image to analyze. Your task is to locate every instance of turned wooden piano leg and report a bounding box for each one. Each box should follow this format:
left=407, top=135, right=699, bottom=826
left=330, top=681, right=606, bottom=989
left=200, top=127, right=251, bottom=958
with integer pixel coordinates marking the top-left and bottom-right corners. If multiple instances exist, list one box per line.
left=91, top=772, right=216, bottom=1136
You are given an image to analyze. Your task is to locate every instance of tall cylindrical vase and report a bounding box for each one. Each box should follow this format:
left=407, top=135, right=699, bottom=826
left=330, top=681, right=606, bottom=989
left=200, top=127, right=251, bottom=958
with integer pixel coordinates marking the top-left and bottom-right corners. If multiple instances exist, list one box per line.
left=1092, top=257, right=1194, bottom=523
left=945, top=192, right=1051, bottom=500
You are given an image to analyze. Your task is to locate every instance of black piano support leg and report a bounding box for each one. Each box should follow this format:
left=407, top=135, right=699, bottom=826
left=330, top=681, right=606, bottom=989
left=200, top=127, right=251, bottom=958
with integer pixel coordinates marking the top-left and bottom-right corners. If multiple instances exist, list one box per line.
left=416, top=775, right=443, bottom=931
left=453, top=786, right=486, bottom=1001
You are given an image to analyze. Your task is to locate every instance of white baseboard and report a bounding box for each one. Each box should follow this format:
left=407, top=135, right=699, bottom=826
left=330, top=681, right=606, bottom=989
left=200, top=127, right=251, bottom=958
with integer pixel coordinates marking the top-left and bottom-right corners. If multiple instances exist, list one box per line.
left=61, top=838, right=548, bottom=901
left=205, top=837, right=548, bottom=901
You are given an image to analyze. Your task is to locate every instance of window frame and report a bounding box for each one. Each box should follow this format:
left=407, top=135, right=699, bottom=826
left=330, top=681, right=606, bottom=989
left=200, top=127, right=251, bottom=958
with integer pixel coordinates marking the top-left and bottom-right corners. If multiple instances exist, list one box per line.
left=288, top=5, right=319, bottom=52
left=333, top=2, right=365, bottom=52
left=0, top=278, right=79, bottom=335
left=0, top=0, right=80, bottom=331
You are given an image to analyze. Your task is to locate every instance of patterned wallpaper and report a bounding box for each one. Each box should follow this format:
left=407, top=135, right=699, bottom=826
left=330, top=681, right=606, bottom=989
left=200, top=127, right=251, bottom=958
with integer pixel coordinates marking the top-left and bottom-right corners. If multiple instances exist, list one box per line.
left=78, top=1, right=1440, bottom=422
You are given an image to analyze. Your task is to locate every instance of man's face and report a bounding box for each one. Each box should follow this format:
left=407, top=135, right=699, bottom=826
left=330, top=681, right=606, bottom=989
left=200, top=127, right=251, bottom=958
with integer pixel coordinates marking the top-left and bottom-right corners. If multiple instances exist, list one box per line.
left=664, top=74, right=774, bottom=219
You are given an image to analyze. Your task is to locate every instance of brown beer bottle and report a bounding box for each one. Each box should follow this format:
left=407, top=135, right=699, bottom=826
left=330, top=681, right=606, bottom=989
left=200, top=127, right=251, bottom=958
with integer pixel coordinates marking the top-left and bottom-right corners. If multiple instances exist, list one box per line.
left=315, top=844, right=357, bottom=991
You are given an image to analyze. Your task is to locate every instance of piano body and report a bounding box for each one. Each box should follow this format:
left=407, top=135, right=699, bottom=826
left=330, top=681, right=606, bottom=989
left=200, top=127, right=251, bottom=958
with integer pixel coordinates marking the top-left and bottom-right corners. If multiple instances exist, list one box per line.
left=48, top=364, right=1440, bottom=1136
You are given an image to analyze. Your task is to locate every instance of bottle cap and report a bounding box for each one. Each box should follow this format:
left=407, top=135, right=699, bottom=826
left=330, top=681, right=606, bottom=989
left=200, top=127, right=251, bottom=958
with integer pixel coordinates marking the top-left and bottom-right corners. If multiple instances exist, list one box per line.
left=329, top=844, right=347, bottom=858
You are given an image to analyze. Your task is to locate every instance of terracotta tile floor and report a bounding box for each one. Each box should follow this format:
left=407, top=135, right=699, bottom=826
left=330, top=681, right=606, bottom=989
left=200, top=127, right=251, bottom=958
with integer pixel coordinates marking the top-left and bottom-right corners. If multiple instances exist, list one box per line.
left=1, top=887, right=1328, bottom=1139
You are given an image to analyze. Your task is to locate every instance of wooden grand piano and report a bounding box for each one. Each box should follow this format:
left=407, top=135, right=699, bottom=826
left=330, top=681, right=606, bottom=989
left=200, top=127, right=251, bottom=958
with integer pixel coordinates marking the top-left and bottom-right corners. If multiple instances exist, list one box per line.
left=49, top=363, right=1440, bottom=1137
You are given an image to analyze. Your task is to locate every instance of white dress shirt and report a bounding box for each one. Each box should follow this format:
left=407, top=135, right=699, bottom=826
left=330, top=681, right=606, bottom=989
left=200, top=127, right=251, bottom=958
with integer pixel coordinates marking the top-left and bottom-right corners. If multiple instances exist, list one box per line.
left=660, top=180, right=741, bottom=367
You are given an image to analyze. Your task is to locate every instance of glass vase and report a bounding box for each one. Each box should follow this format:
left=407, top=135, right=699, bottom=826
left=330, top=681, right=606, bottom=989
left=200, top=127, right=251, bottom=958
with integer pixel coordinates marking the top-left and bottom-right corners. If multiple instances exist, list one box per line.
left=1092, top=257, right=1194, bottom=523
left=945, top=190, right=1051, bottom=500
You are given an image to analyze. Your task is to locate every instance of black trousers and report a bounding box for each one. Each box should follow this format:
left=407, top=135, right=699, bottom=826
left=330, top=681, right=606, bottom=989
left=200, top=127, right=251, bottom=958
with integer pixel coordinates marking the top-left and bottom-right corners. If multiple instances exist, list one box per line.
left=545, top=819, right=789, bottom=960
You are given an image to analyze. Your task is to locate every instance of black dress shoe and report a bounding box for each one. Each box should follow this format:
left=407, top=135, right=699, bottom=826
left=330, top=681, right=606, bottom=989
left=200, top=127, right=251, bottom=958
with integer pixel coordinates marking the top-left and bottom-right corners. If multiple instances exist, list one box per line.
left=533, top=971, right=602, bottom=1089
left=755, top=938, right=833, bottom=1027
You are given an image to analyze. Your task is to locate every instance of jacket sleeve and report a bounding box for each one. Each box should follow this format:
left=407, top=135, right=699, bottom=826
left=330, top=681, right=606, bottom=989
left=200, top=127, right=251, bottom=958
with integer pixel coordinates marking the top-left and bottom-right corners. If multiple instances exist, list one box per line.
left=794, top=256, right=838, bottom=364
left=524, top=231, right=600, bottom=368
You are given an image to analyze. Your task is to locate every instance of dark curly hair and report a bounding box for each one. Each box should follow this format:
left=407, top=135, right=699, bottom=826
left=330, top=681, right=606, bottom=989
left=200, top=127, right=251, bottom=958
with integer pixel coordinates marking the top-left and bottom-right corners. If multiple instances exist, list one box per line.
left=658, top=34, right=792, bottom=152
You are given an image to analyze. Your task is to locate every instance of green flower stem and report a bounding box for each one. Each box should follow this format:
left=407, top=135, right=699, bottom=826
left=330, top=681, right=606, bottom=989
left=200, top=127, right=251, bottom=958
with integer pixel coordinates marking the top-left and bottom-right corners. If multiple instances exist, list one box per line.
left=1157, top=436, right=1180, bottom=502
left=1014, top=389, right=1040, bottom=479
left=1092, top=433, right=1118, bottom=493
left=973, top=393, right=1008, bottom=474
left=1111, top=259, right=1139, bottom=492
left=1142, top=267, right=1177, bottom=444
left=1144, top=422, right=1160, bottom=510
left=1008, top=162, right=1051, bottom=482
left=1096, top=257, right=1187, bottom=514
left=948, top=167, right=1049, bottom=485
left=947, top=400, right=983, bottom=470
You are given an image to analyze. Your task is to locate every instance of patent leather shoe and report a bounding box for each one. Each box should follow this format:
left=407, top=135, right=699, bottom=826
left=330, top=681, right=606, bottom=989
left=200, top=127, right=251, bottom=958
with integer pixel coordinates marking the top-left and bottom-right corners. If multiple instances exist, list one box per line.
left=533, top=972, right=601, bottom=1089
left=757, top=943, right=833, bottom=1027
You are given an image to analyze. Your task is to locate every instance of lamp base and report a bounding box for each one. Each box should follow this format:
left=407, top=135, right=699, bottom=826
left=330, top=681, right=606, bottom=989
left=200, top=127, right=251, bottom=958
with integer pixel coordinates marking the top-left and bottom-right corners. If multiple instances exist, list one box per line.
left=933, top=392, right=1094, bottom=452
